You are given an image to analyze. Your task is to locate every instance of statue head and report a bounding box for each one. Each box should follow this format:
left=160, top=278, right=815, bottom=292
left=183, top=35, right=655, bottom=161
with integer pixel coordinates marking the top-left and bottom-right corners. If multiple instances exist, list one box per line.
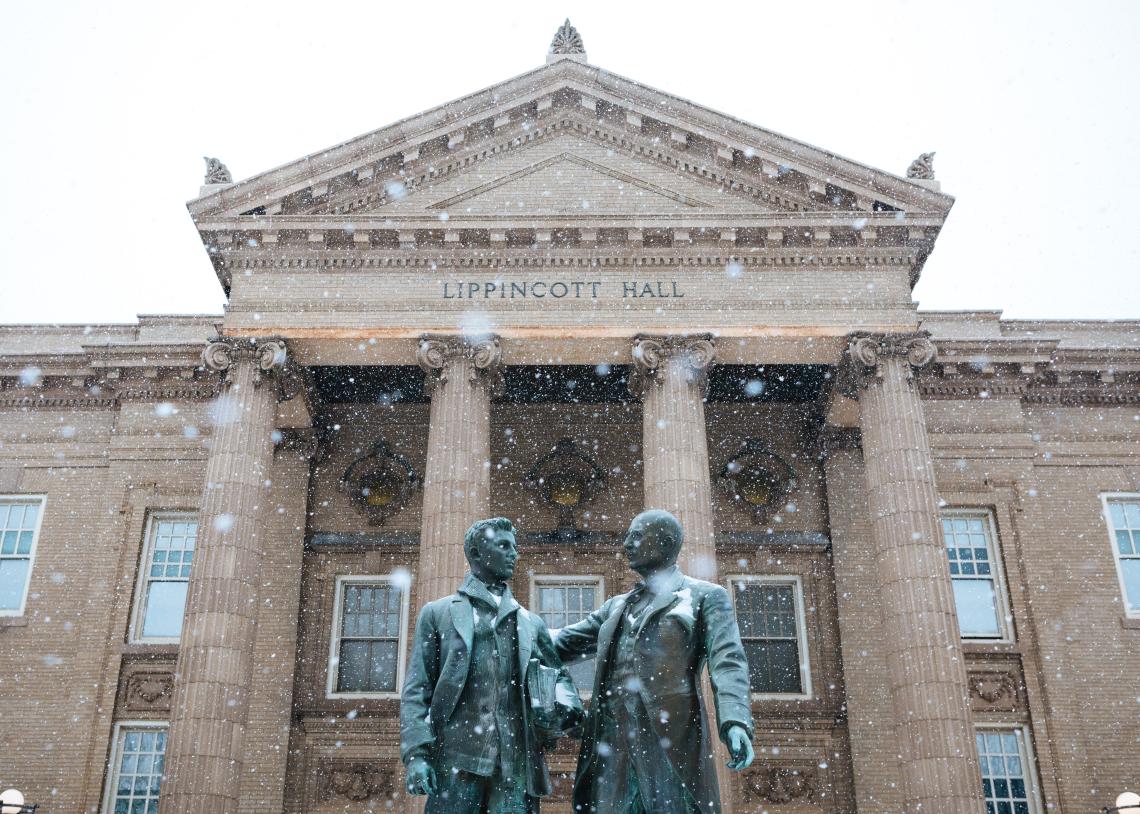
left=463, top=517, right=518, bottom=584
left=623, top=509, right=683, bottom=575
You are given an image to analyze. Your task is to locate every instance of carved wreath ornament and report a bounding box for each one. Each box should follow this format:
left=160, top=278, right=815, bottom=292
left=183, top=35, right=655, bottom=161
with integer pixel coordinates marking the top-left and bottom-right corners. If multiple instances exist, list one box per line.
left=744, top=766, right=817, bottom=804
left=319, top=762, right=396, bottom=802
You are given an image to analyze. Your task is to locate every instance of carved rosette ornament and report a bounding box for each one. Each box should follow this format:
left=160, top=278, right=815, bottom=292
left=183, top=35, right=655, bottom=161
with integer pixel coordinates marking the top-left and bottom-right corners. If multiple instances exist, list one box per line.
left=416, top=334, right=504, bottom=397
left=844, top=332, right=938, bottom=393
left=628, top=334, right=716, bottom=398
left=201, top=337, right=302, bottom=399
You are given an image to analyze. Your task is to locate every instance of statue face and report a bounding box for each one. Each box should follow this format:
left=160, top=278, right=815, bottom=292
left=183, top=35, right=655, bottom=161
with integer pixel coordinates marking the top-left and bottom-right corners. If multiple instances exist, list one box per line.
left=623, top=511, right=680, bottom=573
left=468, top=526, right=519, bottom=583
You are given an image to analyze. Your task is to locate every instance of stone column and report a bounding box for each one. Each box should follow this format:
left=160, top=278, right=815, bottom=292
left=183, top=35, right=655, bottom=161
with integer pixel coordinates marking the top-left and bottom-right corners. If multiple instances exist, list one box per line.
left=160, top=338, right=299, bottom=814
left=629, top=335, right=735, bottom=813
left=629, top=334, right=717, bottom=576
left=847, top=333, right=985, bottom=814
left=415, top=335, right=502, bottom=604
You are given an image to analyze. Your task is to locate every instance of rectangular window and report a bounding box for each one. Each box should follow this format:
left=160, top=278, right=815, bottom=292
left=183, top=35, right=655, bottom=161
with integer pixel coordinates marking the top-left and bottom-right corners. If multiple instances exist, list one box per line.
left=729, top=575, right=811, bottom=698
left=1103, top=496, right=1140, bottom=616
left=132, top=513, right=198, bottom=642
left=328, top=576, right=409, bottom=696
left=104, top=723, right=166, bottom=814
left=941, top=511, right=1011, bottom=639
left=976, top=726, right=1042, bottom=814
left=0, top=496, right=44, bottom=615
left=533, top=576, right=603, bottom=692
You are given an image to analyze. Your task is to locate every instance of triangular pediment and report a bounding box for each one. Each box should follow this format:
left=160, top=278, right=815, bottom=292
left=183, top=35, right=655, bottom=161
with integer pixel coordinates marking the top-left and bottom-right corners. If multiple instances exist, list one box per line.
left=190, top=57, right=952, bottom=225
left=429, top=153, right=710, bottom=213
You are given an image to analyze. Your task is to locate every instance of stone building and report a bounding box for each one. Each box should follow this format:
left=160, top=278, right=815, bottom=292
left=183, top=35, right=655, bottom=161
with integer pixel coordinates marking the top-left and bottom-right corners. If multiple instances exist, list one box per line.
left=1, top=22, right=1137, bottom=814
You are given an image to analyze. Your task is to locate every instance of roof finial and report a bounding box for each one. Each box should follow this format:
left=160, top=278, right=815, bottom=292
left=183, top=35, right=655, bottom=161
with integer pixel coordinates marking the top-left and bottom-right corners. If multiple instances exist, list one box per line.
left=548, top=18, right=586, bottom=63
left=906, top=152, right=936, bottom=180
left=203, top=156, right=233, bottom=185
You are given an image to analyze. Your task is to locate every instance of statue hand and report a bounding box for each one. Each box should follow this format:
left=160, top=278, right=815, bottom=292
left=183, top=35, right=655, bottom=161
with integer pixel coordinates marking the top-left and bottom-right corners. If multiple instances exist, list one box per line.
left=406, top=756, right=438, bottom=796
left=725, top=725, right=754, bottom=771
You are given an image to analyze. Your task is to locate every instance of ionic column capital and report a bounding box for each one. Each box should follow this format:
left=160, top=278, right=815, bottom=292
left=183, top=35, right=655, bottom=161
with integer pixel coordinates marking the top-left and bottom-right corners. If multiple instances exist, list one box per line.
left=628, top=334, right=716, bottom=398
left=842, top=332, right=937, bottom=393
left=416, top=334, right=503, bottom=397
left=202, top=336, right=304, bottom=400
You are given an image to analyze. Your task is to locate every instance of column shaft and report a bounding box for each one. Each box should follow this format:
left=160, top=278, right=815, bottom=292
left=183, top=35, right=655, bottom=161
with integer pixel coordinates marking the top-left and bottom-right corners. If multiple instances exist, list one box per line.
left=416, top=336, right=499, bottom=603
left=641, top=356, right=716, bottom=574
left=161, top=340, right=288, bottom=814
left=853, top=336, right=985, bottom=814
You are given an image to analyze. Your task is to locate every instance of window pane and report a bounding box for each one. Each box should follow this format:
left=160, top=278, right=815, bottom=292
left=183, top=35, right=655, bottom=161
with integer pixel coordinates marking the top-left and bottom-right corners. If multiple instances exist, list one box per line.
left=111, top=727, right=166, bottom=812
left=952, top=579, right=1001, bottom=637
left=0, top=559, right=31, bottom=610
left=536, top=582, right=599, bottom=690
left=337, top=640, right=370, bottom=692
left=744, top=639, right=801, bottom=694
left=1120, top=559, right=1140, bottom=612
left=142, top=581, right=188, bottom=638
left=976, top=728, right=1033, bottom=812
left=366, top=640, right=399, bottom=692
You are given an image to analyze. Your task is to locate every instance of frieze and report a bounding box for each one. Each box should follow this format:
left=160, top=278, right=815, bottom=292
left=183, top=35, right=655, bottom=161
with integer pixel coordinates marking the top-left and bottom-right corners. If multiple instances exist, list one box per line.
left=318, top=761, right=397, bottom=803
left=220, top=252, right=916, bottom=270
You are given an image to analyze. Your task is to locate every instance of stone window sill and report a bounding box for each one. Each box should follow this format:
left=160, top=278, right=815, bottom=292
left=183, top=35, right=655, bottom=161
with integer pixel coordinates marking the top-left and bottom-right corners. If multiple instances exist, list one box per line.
left=0, top=616, right=29, bottom=629
left=116, top=643, right=180, bottom=657
left=1121, top=616, right=1140, bottom=631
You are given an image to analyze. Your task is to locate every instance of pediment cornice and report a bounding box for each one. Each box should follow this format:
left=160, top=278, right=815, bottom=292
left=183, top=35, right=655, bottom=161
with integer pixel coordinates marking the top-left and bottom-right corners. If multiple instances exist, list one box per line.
left=189, top=59, right=952, bottom=225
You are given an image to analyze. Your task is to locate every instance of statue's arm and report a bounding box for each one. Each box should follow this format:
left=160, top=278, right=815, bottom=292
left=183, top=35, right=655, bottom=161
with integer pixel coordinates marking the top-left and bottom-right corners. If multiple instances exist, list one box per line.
left=700, top=585, right=755, bottom=742
left=400, top=603, right=441, bottom=764
left=553, top=598, right=610, bottom=663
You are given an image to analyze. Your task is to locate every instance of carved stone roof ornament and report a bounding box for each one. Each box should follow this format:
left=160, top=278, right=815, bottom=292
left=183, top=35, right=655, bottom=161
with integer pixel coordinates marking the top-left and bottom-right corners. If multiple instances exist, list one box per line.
left=547, top=18, right=586, bottom=63
left=906, top=151, right=936, bottom=180
left=203, top=156, right=233, bottom=185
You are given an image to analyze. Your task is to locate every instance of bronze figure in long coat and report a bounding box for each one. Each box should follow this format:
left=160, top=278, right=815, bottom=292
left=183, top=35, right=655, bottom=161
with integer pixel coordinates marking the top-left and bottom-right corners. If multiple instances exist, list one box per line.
left=555, top=510, right=754, bottom=813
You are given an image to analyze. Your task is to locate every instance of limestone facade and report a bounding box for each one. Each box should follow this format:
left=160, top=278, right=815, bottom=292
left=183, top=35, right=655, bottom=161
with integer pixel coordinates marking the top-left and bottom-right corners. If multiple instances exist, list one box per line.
left=1, top=26, right=1137, bottom=814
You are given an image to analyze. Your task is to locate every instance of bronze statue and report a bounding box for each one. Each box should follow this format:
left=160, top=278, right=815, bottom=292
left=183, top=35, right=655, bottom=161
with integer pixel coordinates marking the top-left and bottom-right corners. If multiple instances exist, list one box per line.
left=400, top=517, right=583, bottom=813
left=555, top=509, right=755, bottom=813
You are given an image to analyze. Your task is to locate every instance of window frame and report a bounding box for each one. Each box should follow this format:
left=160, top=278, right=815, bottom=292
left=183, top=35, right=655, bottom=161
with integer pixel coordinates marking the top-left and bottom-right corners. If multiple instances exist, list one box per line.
left=100, top=720, right=168, bottom=814
left=726, top=574, right=813, bottom=701
left=129, top=510, right=199, bottom=644
left=530, top=574, right=605, bottom=697
left=0, top=494, right=46, bottom=617
left=974, top=722, right=1045, bottom=814
left=1101, top=493, right=1140, bottom=619
left=940, top=508, right=1015, bottom=643
left=326, top=574, right=411, bottom=700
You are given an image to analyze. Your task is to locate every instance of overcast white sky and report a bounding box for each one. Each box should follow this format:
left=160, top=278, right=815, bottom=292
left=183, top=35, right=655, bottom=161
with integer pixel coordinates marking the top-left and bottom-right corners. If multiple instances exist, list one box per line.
left=2, top=1, right=1138, bottom=324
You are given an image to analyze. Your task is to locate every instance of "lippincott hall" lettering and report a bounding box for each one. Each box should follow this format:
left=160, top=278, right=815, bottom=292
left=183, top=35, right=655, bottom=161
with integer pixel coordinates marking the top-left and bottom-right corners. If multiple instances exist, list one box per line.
left=440, top=280, right=685, bottom=298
